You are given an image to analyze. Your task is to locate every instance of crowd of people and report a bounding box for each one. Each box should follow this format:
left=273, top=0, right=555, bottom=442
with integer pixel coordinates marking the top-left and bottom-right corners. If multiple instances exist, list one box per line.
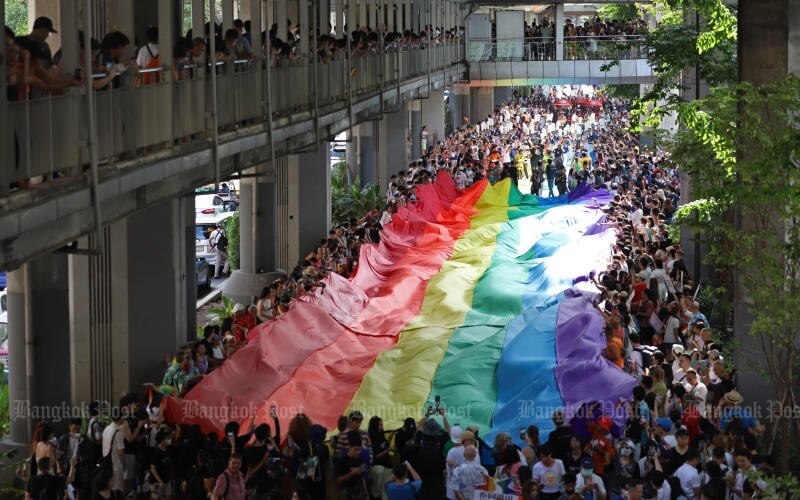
left=19, top=86, right=772, bottom=500
left=3, top=15, right=461, bottom=102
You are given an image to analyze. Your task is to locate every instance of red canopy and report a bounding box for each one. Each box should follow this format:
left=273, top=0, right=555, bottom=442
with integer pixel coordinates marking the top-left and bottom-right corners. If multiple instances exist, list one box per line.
left=554, top=99, right=571, bottom=107
left=588, top=99, right=603, bottom=108
left=573, top=97, right=591, bottom=106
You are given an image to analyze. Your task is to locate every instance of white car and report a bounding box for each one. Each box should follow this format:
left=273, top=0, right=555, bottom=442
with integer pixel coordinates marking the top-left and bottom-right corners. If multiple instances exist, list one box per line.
left=196, top=212, right=235, bottom=270
left=195, top=193, right=238, bottom=216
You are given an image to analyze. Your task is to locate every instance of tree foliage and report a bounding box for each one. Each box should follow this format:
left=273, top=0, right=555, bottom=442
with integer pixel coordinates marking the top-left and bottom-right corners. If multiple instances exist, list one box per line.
left=597, top=4, right=642, bottom=22
left=4, top=0, right=28, bottom=38
left=664, top=76, right=800, bottom=470
left=626, top=0, right=737, bottom=131
left=331, top=162, right=383, bottom=226
left=225, top=210, right=240, bottom=271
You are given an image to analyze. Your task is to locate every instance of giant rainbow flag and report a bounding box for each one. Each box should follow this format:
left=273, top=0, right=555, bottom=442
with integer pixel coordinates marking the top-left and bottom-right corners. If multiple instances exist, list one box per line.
left=165, top=173, right=637, bottom=443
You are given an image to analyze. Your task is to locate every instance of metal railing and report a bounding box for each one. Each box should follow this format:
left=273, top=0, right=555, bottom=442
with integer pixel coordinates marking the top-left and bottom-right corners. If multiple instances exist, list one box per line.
left=2, top=43, right=464, bottom=195
left=468, top=36, right=646, bottom=62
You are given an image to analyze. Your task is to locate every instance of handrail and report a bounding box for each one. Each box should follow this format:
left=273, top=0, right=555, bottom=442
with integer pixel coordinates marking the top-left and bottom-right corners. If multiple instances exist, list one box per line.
left=2, top=42, right=466, bottom=193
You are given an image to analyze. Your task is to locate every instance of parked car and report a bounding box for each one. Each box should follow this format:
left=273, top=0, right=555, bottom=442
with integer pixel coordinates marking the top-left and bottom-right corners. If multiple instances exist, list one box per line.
left=196, top=257, right=211, bottom=291
left=196, top=212, right=235, bottom=271
left=195, top=193, right=238, bottom=216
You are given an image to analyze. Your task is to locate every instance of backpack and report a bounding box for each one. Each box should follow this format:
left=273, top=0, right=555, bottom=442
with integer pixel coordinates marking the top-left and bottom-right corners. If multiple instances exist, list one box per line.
left=137, top=45, right=160, bottom=86
left=97, top=430, right=119, bottom=475
left=213, top=230, right=228, bottom=252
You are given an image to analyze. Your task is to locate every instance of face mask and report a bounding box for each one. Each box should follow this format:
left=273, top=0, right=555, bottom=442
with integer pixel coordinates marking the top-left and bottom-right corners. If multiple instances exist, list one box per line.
left=71, top=432, right=81, bottom=439
left=581, top=469, right=593, bottom=477
left=620, top=447, right=633, bottom=457
left=49, top=437, right=58, bottom=447
left=165, top=439, right=172, bottom=446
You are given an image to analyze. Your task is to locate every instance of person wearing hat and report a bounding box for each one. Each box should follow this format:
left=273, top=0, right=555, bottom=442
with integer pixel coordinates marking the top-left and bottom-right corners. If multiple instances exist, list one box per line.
left=574, top=455, right=606, bottom=500
left=719, top=391, right=762, bottom=434
left=230, top=303, right=255, bottom=344
left=444, top=425, right=474, bottom=499
left=334, top=412, right=373, bottom=462
left=17, top=17, right=82, bottom=99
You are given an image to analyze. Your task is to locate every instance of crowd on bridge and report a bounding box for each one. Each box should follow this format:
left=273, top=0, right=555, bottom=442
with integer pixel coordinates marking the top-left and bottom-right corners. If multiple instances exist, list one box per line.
left=18, top=86, right=771, bottom=500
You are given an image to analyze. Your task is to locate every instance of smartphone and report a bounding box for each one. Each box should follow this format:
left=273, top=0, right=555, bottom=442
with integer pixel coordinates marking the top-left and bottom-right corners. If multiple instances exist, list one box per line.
left=434, top=395, right=441, bottom=406
left=519, top=428, right=526, bottom=440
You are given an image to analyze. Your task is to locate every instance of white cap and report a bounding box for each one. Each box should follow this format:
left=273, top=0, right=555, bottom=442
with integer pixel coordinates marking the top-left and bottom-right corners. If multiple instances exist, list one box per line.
left=450, top=425, right=463, bottom=444
left=232, top=303, right=246, bottom=314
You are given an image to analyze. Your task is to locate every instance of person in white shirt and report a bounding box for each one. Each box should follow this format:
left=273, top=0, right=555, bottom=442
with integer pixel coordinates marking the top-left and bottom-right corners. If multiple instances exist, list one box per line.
left=728, top=451, right=766, bottom=500
left=532, top=446, right=565, bottom=499
left=446, top=428, right=480, bottom=499
left=683, top=369, right=708, bottom=416
left=674, top=450, right=702, bottom=500
left=136, top=26, right=159, bottom=67
left=574, top=457, right=606, bottom=500
left=101, top=414, right=127, bottom=493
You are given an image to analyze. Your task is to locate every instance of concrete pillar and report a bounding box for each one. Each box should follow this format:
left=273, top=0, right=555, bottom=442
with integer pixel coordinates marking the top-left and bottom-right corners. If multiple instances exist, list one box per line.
left=5, top=254, right=71, bottom=444
left=734, top=0, right=790, bottom=424
left=470, top=86, right=493, bottom=123
left=346, top=0, right=356, bottom=35
left=298, top=0, right=309, bottom=56
left=409, top=99, right=422, bottom=160
left=319, top=0, right=330, bottom=33
left=108, top=0, right=135, bottom=37
left=275, top=156, right=300, bottom=272
left=297, top=147, right=332, bottom=255
left=420, top=89, right=444, bottom=148
left=222, top=0, right=235, bottom=31
left=276, top=0, right=287, bottom=40
left=239, top=167, right=277, bottom=274
left=378, top=109, right=407, bottom=187
left=335, top=0, right=344, bottom=36
left=238, top=0, right=251, bottom=21
left=190, top=0, right=204, bottom=41
left=555, top=3, right=564, bottom=61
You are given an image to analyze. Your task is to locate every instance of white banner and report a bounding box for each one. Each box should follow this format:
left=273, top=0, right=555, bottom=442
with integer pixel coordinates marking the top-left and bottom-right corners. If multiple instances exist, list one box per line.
left=472, top=492, right=521, bottom=500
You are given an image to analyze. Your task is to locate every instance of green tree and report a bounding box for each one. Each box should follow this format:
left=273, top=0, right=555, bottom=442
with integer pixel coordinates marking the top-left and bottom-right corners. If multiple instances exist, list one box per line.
left=597, top=3, right=642, bottom=22
left=331, top=162, right=383, bottom=226
left=4, top=0, right=28, bottom=37
left=614, top=0, right=737, bottom=131
left=225, top=211, right=240, bottom=271
left=665, top=77, right=800, bottom=473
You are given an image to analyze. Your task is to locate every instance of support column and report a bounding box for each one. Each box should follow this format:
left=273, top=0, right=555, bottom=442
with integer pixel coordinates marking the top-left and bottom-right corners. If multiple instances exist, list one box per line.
left=409, top=99, right=422, bottom=159
left=555, top=3, right=564, bottom=61
left=297, top=147, right=332, bottom=254
left=298, top=0, right=309, bottom=56
left=420, top=89, right=444, bottom=148
left=378, top=109, right=407, bottom=186
left=238, top=167, right=277, bottom=274
left=275, top=156, right=300, bottom=272
left=222, top=0, right=235, bottom=31
left=335, top=0, right=344, bottom=36
left=276, top=0, right=288, bottom=40
left=470, top=87, right=493, bottom=123
left=346, top=0, right=356, bottom=36
left=238, top=0, right=251, bottom=21
left=319, top=0, right=330, bottom=33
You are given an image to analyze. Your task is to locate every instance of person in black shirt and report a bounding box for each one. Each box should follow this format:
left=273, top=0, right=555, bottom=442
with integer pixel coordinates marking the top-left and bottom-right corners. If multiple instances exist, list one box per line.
left=547, top=410, right=573, bottom=462
left=148, top=431, right=173, bottom=499
left=336, top=431, right=370, bottom=500
left=243, top=424, right=281, bottom=498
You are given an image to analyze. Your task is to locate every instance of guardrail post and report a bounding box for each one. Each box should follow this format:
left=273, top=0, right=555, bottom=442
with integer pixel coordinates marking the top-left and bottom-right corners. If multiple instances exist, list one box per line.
left=0, top=0, right=7, bottom=197
left=555, top=4, right=565, bottom=61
